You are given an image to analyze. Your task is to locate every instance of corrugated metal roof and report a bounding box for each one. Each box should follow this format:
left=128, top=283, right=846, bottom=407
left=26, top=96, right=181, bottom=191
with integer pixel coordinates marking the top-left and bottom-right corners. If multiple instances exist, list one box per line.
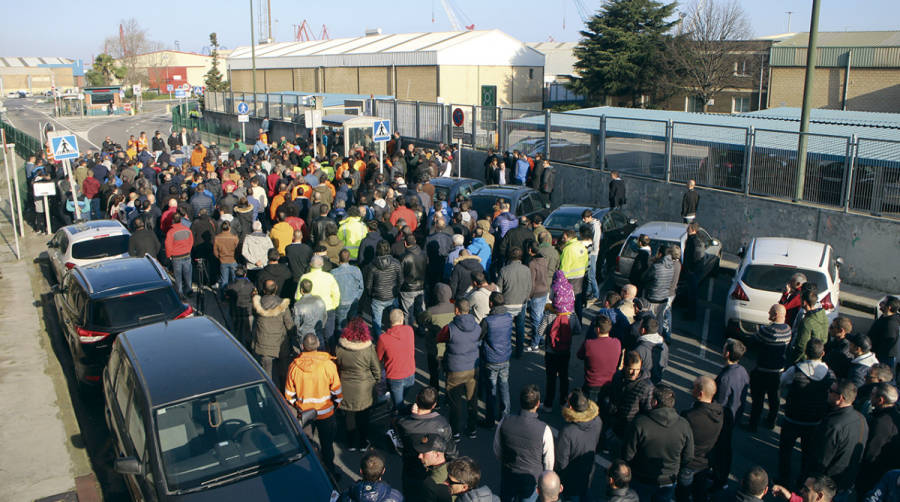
left=770, top=46, right=900, bottom=67
left=774, top=31, right=900, bottom=47
left=526, top=42, right=578, bottom=78
left=739, top=107, right=900, bottom=129
left=227, top=30, right=543, bottom=70
left=507, top=106, right=900, bottom=161
left=0, top=56, right=73, bottom=67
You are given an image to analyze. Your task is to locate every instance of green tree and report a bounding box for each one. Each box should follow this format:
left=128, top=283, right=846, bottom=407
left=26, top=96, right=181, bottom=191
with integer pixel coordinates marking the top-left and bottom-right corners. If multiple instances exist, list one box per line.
left=204, top=32, right=228, bottom=91
left=85, top=53, right=126, bottom=86
left=569, top=0, right=679, bottom=107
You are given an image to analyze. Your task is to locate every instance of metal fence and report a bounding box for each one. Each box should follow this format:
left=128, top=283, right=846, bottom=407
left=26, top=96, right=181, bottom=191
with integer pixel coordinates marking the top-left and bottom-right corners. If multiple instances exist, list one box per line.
left=851, top=138, right=900, bottom=216
left=604, top=117, right=669, bottom=179
left=671, top=122, right=748, bottom=192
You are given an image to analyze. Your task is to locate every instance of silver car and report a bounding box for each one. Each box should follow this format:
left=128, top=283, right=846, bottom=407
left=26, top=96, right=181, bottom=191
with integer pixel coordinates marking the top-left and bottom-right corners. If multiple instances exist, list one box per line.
left=47, top=220, right=131, bottom=283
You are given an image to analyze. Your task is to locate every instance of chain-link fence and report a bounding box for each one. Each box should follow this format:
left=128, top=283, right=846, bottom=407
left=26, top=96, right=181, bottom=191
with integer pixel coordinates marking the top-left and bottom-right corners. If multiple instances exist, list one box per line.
left=748, top=129, right=800, bottom=200
left=604, top=117, right=668, bottom=179
left=549, top=112, right=598, bottom=168
left=851, top=138, right=900, bottom=218
left=671, top=122, right=748, bottom=191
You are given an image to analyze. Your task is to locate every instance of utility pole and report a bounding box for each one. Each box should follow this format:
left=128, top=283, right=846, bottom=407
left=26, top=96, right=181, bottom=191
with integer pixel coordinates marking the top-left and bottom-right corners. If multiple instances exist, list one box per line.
left=786, top=11, right=794, bottom=32
left=267, top=0, right=273, bottom=43
left=794, top=0, right=821, bottom=202
left=250, top=0, right=258, bottom=102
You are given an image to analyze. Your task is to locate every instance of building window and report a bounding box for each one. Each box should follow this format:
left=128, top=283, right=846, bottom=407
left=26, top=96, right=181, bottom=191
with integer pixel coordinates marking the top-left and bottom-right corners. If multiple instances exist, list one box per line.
left=529, top=68, right=534, bottom=79
left=732, top=96, right=751, bottom=113
left=686, top=96, right=705, bottom=113
left=734, top=60, right=750, bottom=77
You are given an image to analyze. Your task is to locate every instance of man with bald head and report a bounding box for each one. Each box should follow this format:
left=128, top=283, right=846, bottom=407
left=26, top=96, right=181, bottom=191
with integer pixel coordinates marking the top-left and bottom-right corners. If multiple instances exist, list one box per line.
left=618, top=284, right=638, bottom=324
left=537, top=470, right=563, bottom=502
left=749, top=303, right=793, bottom=432
left=679, top=376, right=724, bottom=502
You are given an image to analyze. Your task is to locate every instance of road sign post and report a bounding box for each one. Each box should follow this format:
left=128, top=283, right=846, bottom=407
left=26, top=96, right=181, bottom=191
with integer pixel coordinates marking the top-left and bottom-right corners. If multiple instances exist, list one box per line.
left=305, top=110, right=323, bottom=159
left=0, top=132, right=20, bottom=258
left=33, top=182, right=55, bottom=235
left=452, top=108, right=465, bottom=178
left=48, top=131, right=81, bottom=220
left=373, top=119, right=392, bottom=176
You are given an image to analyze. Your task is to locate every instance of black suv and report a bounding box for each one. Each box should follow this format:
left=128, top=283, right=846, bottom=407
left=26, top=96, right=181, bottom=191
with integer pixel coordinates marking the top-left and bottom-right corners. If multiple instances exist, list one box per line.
left=468, top=185, right=551, bottom=221
left=54, top=256, right=192, bottom=386
left=104, top=316, right=336, bottom=500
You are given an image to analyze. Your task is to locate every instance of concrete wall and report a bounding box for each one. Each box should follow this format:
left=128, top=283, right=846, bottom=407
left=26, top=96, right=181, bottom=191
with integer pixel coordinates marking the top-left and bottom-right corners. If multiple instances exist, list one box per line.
left=439, top=65, right=542, bottom=109
left=458, top=148, right=900, bottom=291
left=770, top=66, right=900, bottom=112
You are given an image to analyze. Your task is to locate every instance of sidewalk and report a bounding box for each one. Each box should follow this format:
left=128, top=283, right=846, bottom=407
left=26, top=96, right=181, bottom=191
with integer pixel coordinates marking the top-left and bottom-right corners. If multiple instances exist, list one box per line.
left=0, top=153, right=98, bottom=501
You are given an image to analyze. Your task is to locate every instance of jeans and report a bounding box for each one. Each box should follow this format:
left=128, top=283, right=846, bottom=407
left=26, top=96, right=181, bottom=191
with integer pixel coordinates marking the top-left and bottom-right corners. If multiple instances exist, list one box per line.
left=528, top=294, right=549, bottom=347
left=778, top=419, right=817, bottom=485
left=632, top=481, right=676, bottom=502
left=749, top=369, right=781, bottom=429
left=219, top=262, right=237, bottom=289
left=256, top=353, right=277, bottom=385
left=171, top=256, right=193, bottom=296
left=447, top=369, right=478, bottom=434
left=399, top=290, right=424, bottom=326
left=387, top=374, right=415, bottom=410
left=662, top=296, right=675, bottom=344
left=507, top=305, right=526, bottom=357
left=585, top=253, right=600, bottom=300
left=335, top=301, right=359, bottom=336
left=324, top=310, right=336, bottom=349
left=484, top=361, right=510, bottom=423
left=500, top=470, right=539, bottom=502
left=88, top=197, right=101, bottom=221
left=545, top=351, right=570, bottom=408
left=370, top=297, right=397, bottom=338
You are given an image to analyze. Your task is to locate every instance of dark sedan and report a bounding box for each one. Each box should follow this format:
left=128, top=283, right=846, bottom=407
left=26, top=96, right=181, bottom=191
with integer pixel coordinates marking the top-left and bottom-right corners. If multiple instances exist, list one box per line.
left=429, top=177, right=484, bottom=202
left=544, top=205, right=638, bottom=280
left=468, top=185, right=551, bottom=222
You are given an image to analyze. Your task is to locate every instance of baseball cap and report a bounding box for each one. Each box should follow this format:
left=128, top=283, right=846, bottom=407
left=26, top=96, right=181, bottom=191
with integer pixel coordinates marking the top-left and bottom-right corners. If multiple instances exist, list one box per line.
left=412, top=434, right=447, bottom=454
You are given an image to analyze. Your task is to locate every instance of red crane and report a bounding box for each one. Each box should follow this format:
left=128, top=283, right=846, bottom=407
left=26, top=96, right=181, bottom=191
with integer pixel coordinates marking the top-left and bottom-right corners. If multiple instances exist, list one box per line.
left=294, top=20, right=331, bottom=42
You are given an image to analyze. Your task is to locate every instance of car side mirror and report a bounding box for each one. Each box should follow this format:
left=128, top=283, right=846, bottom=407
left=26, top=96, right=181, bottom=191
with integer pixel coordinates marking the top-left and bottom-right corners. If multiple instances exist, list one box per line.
left=737, top=246, right=746, bottom=259
left=114, top=457, right=143, bottom=475
left=711, top=239, right=720, bottom=247
left=628, top=218, right=637, bottom=225
left=836, top=257, right=844, bottom=267
left=298, top=408, right=317, bottom=426
left=544, top=202, right=551, bottom=209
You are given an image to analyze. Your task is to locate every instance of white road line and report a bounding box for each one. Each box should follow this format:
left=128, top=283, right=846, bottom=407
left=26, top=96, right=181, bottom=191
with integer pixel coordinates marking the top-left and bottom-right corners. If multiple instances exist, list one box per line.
left=21, top=105, right=100, bottom=150
left=699, top=278, right=714, bottom=358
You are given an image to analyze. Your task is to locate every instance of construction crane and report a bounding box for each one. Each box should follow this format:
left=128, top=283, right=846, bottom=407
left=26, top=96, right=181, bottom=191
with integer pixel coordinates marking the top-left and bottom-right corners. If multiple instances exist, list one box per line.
left=436, top=0, right=474, bottom=31
left=562, top=0, right=591, bottom=29
left=293, top=20, right=331, bottom=42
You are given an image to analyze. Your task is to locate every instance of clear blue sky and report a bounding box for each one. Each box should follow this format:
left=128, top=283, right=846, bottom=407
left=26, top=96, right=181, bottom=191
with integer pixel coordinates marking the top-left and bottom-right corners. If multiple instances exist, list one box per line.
left=2, top=0, right=898, bottom=62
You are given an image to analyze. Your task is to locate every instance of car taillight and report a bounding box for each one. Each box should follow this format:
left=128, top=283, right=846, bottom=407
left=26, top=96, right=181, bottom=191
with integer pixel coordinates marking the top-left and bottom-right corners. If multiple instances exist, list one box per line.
left=731, top=284, right=749, bottom=301
left=821, top=293, right=835, bottom=311
left=65, top=262, right=76, bottom=270
left=616, top=256, right=620, bottom=272
left=175, top=304, right=193, bottom=319
left=77, top=326, right=111, bottom=343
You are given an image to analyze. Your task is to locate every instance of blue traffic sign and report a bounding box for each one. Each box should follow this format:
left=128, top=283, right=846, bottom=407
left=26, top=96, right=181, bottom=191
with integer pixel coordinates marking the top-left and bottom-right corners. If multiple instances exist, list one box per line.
left=373, top=120, right=391, bottom=142
left=192, top=86, right=203, bottom=95
left=166, top=84, right=174, bottom=92
left=174, top=89, right=186, bottom=99
left=50, top=134, right=79, bottom=160
left=237, top=102, right=249, bottom=114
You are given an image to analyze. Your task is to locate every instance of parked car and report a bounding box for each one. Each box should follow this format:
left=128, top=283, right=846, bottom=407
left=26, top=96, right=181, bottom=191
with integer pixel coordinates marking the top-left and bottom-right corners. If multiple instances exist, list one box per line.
left=53, top=256, right=193, bottom=387
left=468, top=185, right=551, bottom=222
left=613, top=221, right=722, bottom=288
left=47, top=220, right=131, bottom=283
left=725, top=237, right=841, bottom=337
left=429, top=176, right=484, bottom=202
left=508, top=137, right=594, bottom=165
left=103, top=316, right=336, bottom=501
left=544, top=205, right=638, bottom=280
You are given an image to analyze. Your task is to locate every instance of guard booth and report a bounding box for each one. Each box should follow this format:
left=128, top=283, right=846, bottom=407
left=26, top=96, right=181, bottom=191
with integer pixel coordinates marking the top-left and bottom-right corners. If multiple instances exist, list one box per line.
left=83, top=86, right=125, bottom=116
left=321, top=114, right=386, bottom=158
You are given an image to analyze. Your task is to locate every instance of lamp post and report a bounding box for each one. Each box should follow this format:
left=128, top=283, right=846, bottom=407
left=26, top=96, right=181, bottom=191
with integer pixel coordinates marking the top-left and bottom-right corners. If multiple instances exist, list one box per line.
left=250, top=0, right=258, bottom=110
left=794, top=0, right=821, bottom=202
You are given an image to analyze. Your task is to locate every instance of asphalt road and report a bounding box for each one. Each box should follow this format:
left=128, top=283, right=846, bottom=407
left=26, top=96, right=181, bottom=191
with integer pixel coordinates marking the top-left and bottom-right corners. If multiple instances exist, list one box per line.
left=31, top=251, right=877, bottom=501
left=2, top=96, right=175, bottom=153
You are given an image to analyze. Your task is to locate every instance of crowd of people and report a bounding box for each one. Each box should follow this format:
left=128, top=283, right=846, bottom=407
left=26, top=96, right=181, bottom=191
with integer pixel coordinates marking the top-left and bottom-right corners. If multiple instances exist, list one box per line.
left=23, top=123, right=900, bottom=502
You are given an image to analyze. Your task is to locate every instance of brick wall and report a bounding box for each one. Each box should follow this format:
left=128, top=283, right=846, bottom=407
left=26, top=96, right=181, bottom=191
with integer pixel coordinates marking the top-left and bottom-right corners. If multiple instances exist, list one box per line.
left=770, top=67, right=900, bottom=112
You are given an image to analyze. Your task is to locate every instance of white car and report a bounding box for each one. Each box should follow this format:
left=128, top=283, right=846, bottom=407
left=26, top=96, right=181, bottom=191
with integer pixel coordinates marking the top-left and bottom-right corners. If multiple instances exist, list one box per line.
left=725, top=237, right=841, bottom=337
left=613, top=221, right=722, bottom=288
left=47, top=220, right=132, bottom=283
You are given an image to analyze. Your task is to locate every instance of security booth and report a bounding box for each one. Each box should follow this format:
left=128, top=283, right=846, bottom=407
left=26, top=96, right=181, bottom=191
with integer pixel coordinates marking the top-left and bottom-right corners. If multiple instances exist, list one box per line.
left=83, top=86, right=125, bottom=116
left=321, top=114, right=386, bottom=158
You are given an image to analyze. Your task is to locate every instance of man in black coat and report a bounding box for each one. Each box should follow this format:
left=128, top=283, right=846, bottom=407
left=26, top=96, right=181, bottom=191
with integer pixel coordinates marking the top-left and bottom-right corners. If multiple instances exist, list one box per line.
left=497, top=215, right=533, bottom=265
left=808, top=379, right=869, bottom=496
left=224, top=266, right=256, bottom=348
left=868, top=296, right=900, bottom=371
left=255, top=248, right=293, bottom=298
left=127, top=218, right=160, bottom=259
left=857, top=383, right=900, bottom=496
left=394, top=387, right=457, bottom=496
left=609, top=171, right=626, bottom=208
left=680, top=376, right=725, bottom=502
left=681, top=179, right=700, bottom=223
left=284, top=230, right=313, bottom=280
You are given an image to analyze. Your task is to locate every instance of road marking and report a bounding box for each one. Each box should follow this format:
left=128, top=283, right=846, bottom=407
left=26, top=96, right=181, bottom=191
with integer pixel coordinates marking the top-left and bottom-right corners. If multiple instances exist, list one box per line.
left=699, top=277, right=714, bottom=358
left=21, top=104, right=100, bottom=150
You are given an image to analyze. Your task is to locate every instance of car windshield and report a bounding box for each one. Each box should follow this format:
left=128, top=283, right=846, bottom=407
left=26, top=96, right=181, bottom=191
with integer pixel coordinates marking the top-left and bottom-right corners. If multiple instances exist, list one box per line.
left=156, top=383, right=303, bottom=492
left=469, top=196, right=501, bottom=220
left=90, top=287, right=184, bottom=330
left=433, top=186, right=449, bottom=201
left=545, top=211, right=584, bottom=229
left=741, top=265, right=829, bottom=293
left=71, top=235, right=129, bottom=260
left=620, top=236, right=680, bottom=259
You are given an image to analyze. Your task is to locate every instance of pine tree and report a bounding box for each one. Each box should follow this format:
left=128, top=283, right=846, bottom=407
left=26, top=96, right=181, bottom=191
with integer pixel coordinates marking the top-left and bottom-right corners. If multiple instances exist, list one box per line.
left=568, top=0, right=678, bottom=107
left=204, top=32, right=227, bottom=91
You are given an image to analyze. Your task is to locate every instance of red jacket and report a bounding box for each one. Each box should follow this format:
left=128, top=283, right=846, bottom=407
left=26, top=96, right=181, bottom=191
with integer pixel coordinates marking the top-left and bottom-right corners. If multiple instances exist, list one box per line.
left=390, top=206, right=418, bottom=232
left=165, top=222, right=194, bottom=258
left=376, top=325, right=415, bottom=379
left=82, top=177, right=101, bottom=199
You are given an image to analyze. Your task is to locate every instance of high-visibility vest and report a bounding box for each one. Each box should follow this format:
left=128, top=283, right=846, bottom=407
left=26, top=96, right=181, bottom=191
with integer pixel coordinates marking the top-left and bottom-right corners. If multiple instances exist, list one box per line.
left=560, top=239, right=589, bottom=280
left=337, top=216, right=367, bottom=259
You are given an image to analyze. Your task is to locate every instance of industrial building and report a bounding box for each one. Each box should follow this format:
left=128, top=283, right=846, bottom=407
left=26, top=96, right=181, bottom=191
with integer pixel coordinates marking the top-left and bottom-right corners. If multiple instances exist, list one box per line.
left=0, top=57, right=82, bottom=94
left=767, top=31, right=900, bottom=112
left=118, top=50, right=231, bottom=92
left=226, top=30, right=545, bottom=109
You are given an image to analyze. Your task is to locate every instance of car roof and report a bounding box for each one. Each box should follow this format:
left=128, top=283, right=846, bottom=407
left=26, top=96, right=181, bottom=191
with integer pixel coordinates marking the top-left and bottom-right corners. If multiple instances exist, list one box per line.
left=470, top=185, right=537, bottom=199
left=629, top=221, right=689, bottom=241
left=74, top=256, right=172, bottom=297
left=429, top=177, right=479, bottom=188
left=62, top=219, right=129, bottom=239
left=548, top=205, right=607, bottom=216
left=120, top=317, right=266, bottom=408
left=748, top=237, right=828, bottom=267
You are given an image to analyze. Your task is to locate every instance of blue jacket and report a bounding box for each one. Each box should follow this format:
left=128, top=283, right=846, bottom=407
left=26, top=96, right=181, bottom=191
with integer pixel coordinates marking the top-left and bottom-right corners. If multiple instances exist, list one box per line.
left=597, top=307, right=631, bottom=342
left=491, top=212, right=518, bottom=239
left=714, top=363, right=750, bottom=422
left=481, top=308, right=513, bottom=364
left=340, top=480, right=404, bottom=502
left=445, top=314, right=482, bottom=372
left=331, top=263, right=364, bottom=306
left=515, top=158, right=529, bottom=183
left=865, top=470, right=900, bottom=502
left=467, top=237, right=492, bottom=271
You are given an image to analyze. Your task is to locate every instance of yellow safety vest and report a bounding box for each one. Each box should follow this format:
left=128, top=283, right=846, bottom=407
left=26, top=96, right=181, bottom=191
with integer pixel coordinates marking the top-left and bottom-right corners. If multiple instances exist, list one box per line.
left=560, top=239, right=589, bottom=280
left=337, top=216, right=367, bottom=259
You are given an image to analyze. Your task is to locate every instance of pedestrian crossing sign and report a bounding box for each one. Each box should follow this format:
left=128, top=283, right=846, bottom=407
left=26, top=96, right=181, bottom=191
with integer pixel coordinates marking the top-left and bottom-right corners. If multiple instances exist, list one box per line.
left=373, top=120, right=391, bottom=142
left=49, top=133, right=79, bottom=160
